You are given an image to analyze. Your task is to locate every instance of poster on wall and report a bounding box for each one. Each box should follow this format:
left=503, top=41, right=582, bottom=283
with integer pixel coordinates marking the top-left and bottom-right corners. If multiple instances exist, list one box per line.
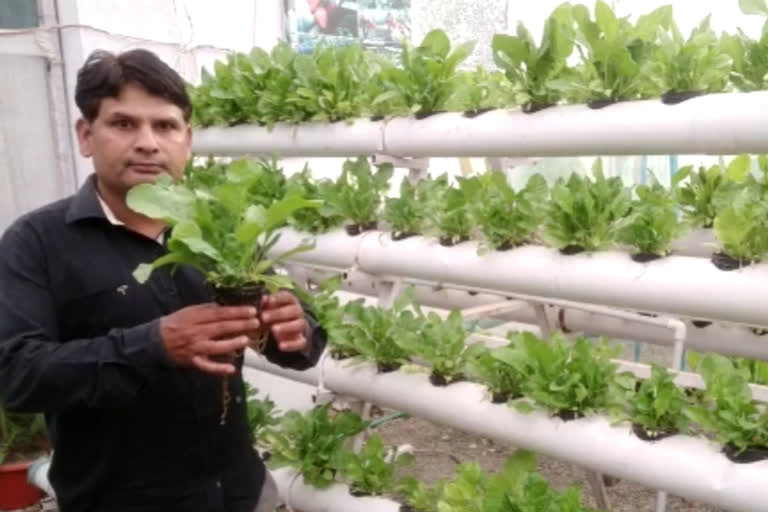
left=285, top=0, right=411, bottom=55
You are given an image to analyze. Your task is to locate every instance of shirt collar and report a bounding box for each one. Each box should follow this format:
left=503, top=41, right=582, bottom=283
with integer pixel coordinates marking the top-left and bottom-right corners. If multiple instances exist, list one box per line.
left=65, top=173, right=165, bottom=244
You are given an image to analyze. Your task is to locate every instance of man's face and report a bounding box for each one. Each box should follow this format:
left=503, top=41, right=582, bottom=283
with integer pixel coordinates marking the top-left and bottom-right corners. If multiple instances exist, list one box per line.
left=76, top=83, right=192, bottom=196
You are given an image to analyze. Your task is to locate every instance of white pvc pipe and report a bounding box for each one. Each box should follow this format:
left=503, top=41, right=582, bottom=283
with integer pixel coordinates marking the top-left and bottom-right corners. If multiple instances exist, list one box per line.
left=296, top=266, right=768, bottom=361
left=192, top=92, right=768, bottom=157
left=276, top=229, right=768, bottom=327
left=192, top=119, right=384, bottom=157
left=246, top=354, right=768, bottom=512
left=270, top=467, right=401, bottom=512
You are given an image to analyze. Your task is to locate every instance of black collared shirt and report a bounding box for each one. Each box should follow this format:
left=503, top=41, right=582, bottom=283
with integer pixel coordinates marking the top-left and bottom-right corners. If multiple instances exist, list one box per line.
left=0, top=175, right=325, bottom=512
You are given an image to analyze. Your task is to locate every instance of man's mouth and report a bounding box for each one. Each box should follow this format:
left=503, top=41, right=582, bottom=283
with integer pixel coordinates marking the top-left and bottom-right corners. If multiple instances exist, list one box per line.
left=127, top=162, right=166, bottom=174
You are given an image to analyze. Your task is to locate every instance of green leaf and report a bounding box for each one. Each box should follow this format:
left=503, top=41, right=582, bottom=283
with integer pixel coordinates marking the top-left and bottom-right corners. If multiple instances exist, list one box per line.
left=726, top=154, right=753, bottom=182
left=741, top=0, right=768, bottom=15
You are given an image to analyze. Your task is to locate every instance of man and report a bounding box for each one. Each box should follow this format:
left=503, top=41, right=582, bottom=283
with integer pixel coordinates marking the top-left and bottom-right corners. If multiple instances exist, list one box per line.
left=0, top=49, right=325, bottom=512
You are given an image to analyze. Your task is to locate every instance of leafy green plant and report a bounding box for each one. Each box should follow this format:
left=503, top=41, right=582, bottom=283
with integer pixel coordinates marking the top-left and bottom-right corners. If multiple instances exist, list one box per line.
left=126, top=173, right=321, bottom=291
left=618, top=174, right=685, bottom=259
left=0, top=409, right=48, bottom=465
left=465, top=344, right=526, bottom=404
left=287, top=44, right=374, bottom=122
left=472, top=172, right=548, bottom=252
left=687, top=351, right=768, bottom=386
left=398, top=477, right=444, bottom=512
left=425, top=175, right=483, bottom=246
left=713, top=185, right=768, bottom=265
left=326, top=157, right=393, bottom=234
left=722, top=0, right=768, bottom=92
left=674, top=163, right=730, bottom=229
left=335, top=293, right=419, bottom=370
left=448, top=66, right=515, bottom=115
left=255, top=42, right=308, bottom=128
left=336, top=433, right=413, bottom=496
left=492, top=4, right=575, bottom=111
left=684, top=354, right=768, bottom=457
left=436, top=462, right=489, bottom=512
left=285, top=166, right=345, bottom=234
left=375, top=29, right=475, bottom=118
left=293, top=275, right=345, bottom=338
left=243, top=382, right=281, bottom=446
left=263, top=405, right=368, bottom=488
left=542, top=159, right=632, bottom=253
left=501, top=332, right=634, bottom=420
left=648, top=16, right=733, bottom=99
left=627, top=364, right=688, bottom=439
left=396, top=309, right=481, bottom=386
left=554, top=2, right=671, bottom=104
left=383, top=177, right=428, bottom=239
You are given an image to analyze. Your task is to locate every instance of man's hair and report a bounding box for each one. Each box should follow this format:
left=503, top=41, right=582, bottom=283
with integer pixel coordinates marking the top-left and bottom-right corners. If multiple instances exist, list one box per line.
left=75, top=49, right=192, bottom=122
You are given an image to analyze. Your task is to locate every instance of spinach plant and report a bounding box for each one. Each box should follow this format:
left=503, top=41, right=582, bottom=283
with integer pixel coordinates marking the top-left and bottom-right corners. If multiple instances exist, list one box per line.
left=674, top=161, right=736, bottom=229
left=472, top=172, right=548, bottom=252
left=647, top=16, right=733, bottom=99
left=395, top=309, right=482, bottom=386
left=554, top=2, right=671, bottom=104
left=492, top=4, right=575, bottom=111
left=618, top=175, right=685, bottom=259
left=425, top=175, right=483, bottom=246
left=375, top=29, right=475, bottom=118
left=501, top=332, right=634, bottom=419
left=383, top=177, right=428, bottom=239
left=326, top=157, right=393, bottom=234
left=713, top=185, right=768, bottom=265
left=398, top=477, right=444, bottom=512
left=243, top=382, right=281, bottom=446
left=542, top=159, right=632, bottom=252
left=285, top=166, right=345, bottom=234
left=263, top=405, right=368, bottom=489
left=336, top=293, right=419, bottom=371
left=627, top=364, right=688, bottom=438
left=127, top=174, right=321, bottom=292
left=256, top=42, right=308, bottom=128
left=436, top=462, right=489, bottom=512
left=0, top=409, right=47, bottom=465
left=465, top=343, right=526, bottom=403
left=684, top=354, right=768, bottom=456
left=723, top=0, right=768, bottom=91
left=448, top=66, right=515, bottom=115
left=336, top=433, right=413, bottom=496
left=288, top=44, right=374, bottom=122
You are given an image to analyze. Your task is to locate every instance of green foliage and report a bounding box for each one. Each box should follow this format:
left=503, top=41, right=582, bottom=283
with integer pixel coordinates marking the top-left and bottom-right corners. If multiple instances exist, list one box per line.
left=627, top=364, right=688, bottom=435
left=336, top=433, right=413, bottom=496
left=375, top=29, right=476, bottom=117
left=326, top=157, right=393, bottom=227
left=722, top=25, right=768, bottom=92
left=242, top=382, right=281, bottom=446
left=554, top=2, right=672, bottom=103
left=0, top=409, right=47, bottom=464
left=395, top=309, right=481, bottom=384
left=492, top=4, right=576, bottom=110
left=500, top=332, right=634, bottom=418
left=713, top=183, right=768, bottom=263
left=684, top=354, right=768, bottom=454
left=383, top=177, right=429, bottom=237
left=263, top=405, right=368, bottom=488
left=542, top=159, right=632, bottom=251
left=465, top=344, right=526, bottom=402
left=674, top=162, right=731, bottom=229
left=398, top=477, right=445, bottom=512
left=448, top=66, right=516, bottom=114
left=618, top=175, right=684, bottom=257
left=648, top=16, right=733, bottom=95
left=126, top=171, right=321, bottom=290
left=285, top=166, right=345, bottom=234
left=472, top=172, right=548, bottom=251
left=425, top=175, right=483, bottom=245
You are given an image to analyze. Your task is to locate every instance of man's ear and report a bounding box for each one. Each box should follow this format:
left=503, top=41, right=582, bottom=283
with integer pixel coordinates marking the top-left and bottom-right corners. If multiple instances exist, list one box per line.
left=184, top=125, right=193, bottom=160
left=75, top=118, right=93, bottom=158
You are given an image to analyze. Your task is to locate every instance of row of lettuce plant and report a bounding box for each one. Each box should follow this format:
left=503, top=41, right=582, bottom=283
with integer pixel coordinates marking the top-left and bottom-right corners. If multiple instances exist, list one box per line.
left=245, top=384, right=602, bottom=511
left=183, top=152, right=768, bottom=271
left=189, top=1, right=768, bottom=127
left=300, top=281, right=768, bottom=464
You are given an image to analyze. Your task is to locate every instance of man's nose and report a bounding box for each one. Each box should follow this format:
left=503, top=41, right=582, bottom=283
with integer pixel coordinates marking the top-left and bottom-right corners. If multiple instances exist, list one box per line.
left=134, top=124, right=159, bottom=154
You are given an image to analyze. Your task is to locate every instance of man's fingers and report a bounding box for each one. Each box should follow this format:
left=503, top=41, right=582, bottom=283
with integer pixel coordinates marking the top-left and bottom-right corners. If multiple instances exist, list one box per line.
left=262, top=291, right=298, bottom=310
left=192, top=354, right=236, bottom=376
left=203, top=318, right=261, bottom=340
left=200, top=336, right=249, bottom=356
left=187, top=304, right=259, bottom=324
left=261, top=304, right=303, bottom=324
left=271, top=318, right=305, bottom=339
left=277, top=335, right=307, bottom=353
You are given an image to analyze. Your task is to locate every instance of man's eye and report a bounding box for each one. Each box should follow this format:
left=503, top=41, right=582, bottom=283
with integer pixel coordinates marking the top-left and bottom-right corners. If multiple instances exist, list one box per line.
left=113, top=119, right=132, bottom=129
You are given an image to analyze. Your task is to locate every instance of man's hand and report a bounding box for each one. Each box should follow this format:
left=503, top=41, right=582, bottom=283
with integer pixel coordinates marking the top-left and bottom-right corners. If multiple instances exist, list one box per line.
left=260, top=291, right=308, bottom=353
left=159, top=304, right=259, bottom=376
